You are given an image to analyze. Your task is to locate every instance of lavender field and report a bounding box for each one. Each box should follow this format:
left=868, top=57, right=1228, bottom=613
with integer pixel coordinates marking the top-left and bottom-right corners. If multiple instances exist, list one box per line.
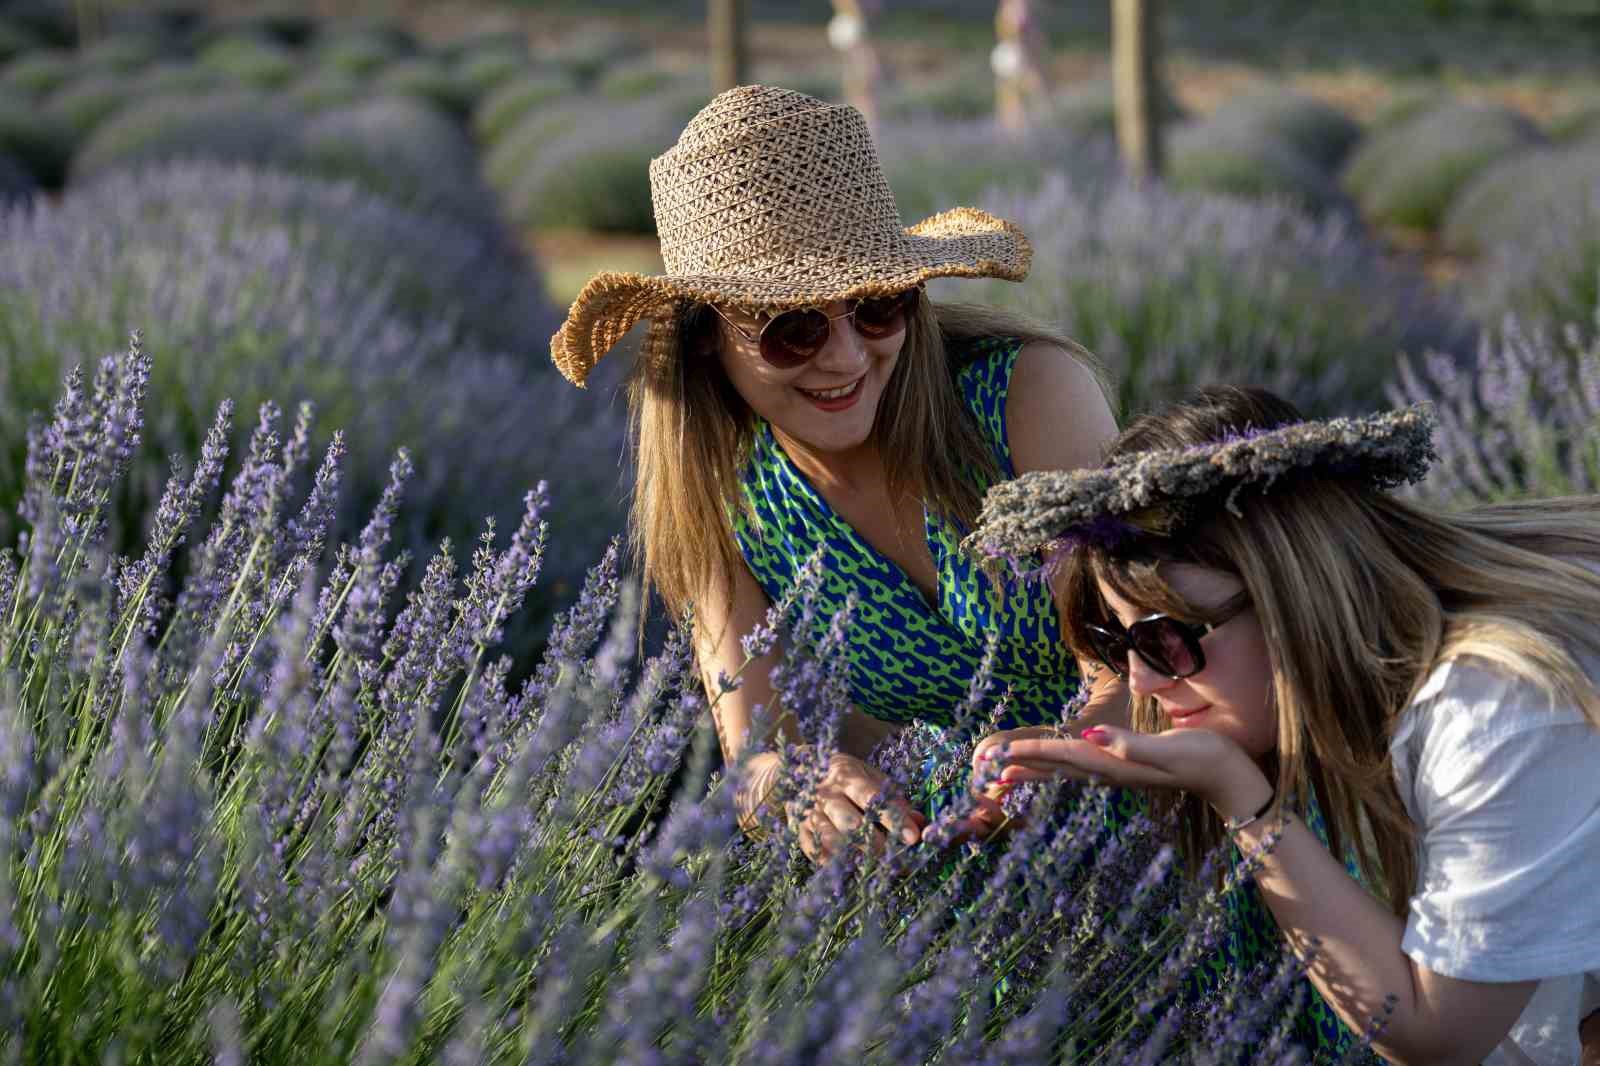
left=2, top=0, right=1599, bottom=1062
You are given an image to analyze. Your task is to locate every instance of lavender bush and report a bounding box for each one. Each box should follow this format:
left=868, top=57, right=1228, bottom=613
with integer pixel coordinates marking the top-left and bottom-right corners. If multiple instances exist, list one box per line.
left=1043, top=77, right=1185, bottom=140
left=0, top=45, right=73, bottom=95
left=43, top=72, right=131, bottom=137
left=68, top=90, right=301, bottom=184
left=943, top=172, right=1462, bottom=417
left=470, top=70, right=576, bottom=147
left=493, top=96, right=698, bottom=234
left=284, top=67, right=368, bottom=113
left=1167, top=119, right=1348, bottom=217
left=0, top=83, right=71, bottom=184
left=0, top=161, right=619, bottom=615
left=877, top=118, right=1120, bottom=234
left=1340, top=102, right=1543, bottom=230
left=0, top=340, right=1372, bottom=1064
left=376, top=57, right=477, bottom=117
left=1201, top=88, right=1362, bottom=172
left=294, top=96, right=499, bottom=234
left=309, top=26, right=406, bottom=78
left=196, top=31, right=299, bottom=89
left=0, top=148, right=30, bottom=204
left=1393, top=308, right=1600, bottom=502
left=453, top=43, right=529, bottom=99
left=0, top=17, right=40, bottom=64
left=1442, top=149, right=1600, bottom=331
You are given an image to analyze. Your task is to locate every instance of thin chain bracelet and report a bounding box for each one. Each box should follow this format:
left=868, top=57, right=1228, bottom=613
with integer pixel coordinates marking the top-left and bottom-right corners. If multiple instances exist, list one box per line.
left=1222, top=788, right=1277, bottom=835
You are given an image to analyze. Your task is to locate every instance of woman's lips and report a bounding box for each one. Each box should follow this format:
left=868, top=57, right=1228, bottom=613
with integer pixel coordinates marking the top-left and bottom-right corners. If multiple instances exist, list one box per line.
left=796, top=375, right=865, bottom=411
left=1165, top=703, right=1212, bottom=724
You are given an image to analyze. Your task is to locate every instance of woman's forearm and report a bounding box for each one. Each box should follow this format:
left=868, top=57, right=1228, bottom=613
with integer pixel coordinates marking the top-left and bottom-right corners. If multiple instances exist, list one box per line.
left=1232, top=810, right=1530, bottom=1065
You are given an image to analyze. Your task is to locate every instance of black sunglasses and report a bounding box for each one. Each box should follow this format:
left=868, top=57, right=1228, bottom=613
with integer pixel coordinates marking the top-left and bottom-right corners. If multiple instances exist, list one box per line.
left=711, top=286, right=920, bottom=369
left=1083, top=594, right=1251, bottom=681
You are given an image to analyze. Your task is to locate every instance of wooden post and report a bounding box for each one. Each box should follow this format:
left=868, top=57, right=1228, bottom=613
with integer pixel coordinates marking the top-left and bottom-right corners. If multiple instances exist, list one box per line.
left=710, top=0, right=749, bottom=94
left=1112, top=0, right=1164, bottom=178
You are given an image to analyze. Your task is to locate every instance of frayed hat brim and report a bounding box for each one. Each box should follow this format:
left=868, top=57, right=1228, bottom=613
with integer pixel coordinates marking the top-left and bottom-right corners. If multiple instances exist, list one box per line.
left=550, top=207, right=1031, bottom=387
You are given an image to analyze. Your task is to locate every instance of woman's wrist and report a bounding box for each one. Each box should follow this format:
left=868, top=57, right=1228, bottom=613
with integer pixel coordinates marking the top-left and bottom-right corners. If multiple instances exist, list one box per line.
left=1205, top=750, right=1276, bottom=826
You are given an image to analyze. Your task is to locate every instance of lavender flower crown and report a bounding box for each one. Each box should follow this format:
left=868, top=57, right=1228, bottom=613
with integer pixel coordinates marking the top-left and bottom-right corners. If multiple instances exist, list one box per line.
left=963, top=403, right=1439, bottom=562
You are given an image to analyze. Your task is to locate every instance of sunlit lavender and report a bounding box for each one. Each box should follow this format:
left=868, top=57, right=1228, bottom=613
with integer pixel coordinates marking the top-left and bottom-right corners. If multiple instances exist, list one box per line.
left=0, top=338, right=1376, bottom=1064
left=1393, top=307, right=1600, bottom=502
left=938, top=172, right=1465, bottom=417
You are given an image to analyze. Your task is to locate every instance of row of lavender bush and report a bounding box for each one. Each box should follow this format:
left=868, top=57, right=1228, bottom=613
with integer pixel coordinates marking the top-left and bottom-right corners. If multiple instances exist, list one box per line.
left=0, top=161, right=623, bottom=627
left=1, top=336, right=1387, bottom=1064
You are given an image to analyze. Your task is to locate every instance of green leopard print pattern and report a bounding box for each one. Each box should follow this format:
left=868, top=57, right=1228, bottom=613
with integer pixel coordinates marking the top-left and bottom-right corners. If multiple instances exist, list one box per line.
left=733, top=335, right=1080, bottom=729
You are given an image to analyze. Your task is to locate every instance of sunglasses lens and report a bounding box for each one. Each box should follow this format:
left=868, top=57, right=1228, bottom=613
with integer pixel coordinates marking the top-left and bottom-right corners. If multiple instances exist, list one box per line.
left=1084, top=623, right=1130, bottom=679
left=853, top=288, right=918, bottom=338
left=1129, top=618, right=1201, bottom=679
left=759, top=309, right=830, bottom=368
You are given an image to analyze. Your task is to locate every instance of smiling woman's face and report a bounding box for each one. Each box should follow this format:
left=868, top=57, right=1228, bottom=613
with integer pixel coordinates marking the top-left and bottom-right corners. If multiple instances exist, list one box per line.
left=1096, top=563, right=1279, bottom=759
left=712, top=299, right=907, bottom=457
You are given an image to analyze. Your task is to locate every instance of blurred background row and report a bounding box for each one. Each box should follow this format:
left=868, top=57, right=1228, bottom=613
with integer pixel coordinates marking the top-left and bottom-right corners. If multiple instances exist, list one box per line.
left=2, top=0, right=1597, bottom=627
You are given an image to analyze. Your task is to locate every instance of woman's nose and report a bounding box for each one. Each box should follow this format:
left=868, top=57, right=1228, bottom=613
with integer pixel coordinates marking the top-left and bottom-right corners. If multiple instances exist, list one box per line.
left=1125, top=652, right=1176, bottom=698
left=811, top=304, right=870, bottom=372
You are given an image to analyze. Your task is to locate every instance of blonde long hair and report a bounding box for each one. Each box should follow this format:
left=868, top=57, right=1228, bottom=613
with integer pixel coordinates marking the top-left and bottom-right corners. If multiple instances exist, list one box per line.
left=1057, top=386, right=1600, bottom=913
left=628, top=297, right=1106, bottom=620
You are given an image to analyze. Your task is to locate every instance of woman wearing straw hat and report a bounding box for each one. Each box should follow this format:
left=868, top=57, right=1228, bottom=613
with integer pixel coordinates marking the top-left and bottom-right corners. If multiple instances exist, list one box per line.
left=551, top=85, right=1128, bottom=860
left=967, top=386, right=1600, bottom=1064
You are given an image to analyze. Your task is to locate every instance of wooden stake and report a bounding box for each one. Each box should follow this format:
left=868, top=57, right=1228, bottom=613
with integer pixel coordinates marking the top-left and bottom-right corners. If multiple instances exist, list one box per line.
left=1112, top=0, right=1165, bottom=178
left=710, top=0, right=749, bottom=94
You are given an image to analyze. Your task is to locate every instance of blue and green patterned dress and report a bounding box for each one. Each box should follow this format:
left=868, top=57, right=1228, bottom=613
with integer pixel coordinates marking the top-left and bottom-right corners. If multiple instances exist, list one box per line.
left=733, top=335, right=1076, bottom=729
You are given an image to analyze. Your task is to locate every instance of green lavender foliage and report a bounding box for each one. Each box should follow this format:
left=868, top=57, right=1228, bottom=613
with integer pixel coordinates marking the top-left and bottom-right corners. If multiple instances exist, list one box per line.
left=470, top=70, right=576, bottom=146
left=0, top=45, right=74, bottom=96
left=1202, top=88, right=1363, bottom=172
left=1341, top=102, right=1544, bottom=229
left=0, top=82, right=72, bottom=184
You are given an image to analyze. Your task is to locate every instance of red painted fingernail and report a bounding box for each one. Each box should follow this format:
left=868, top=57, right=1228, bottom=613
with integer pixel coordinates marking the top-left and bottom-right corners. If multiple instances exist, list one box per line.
left=1081, top=727, right=1109, bottom=745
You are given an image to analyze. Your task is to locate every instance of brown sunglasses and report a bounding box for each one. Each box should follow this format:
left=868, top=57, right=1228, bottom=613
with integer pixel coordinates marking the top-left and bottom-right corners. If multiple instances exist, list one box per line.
left=710, top=286, right=921, bottom=369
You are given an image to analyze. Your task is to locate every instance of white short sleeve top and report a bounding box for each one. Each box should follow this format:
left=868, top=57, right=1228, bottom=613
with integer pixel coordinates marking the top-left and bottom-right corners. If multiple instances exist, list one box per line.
left=1389, top=654, right=1600, bottom=1066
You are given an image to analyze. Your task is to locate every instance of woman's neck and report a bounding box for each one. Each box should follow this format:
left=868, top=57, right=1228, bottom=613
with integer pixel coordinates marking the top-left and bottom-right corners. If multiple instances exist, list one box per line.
left=770, top=425, right=883, bottom=497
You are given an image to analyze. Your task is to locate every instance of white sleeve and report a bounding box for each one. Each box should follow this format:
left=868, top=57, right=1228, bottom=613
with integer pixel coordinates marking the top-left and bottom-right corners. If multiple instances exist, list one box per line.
left=1398, top=660, right=1600, bottom=982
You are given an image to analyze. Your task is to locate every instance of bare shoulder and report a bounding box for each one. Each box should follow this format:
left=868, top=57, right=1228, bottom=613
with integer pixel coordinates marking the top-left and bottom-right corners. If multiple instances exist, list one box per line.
left=1005, top=339, right=1119, bottom=475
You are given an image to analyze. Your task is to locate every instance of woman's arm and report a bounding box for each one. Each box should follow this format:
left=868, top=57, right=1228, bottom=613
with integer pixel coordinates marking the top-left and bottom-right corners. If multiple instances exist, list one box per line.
left=693, top=558, right=923, bottom=858
left=1225, top=781, right=1537, bottom=1065
left=992, top=727, right=1540, bottom=1065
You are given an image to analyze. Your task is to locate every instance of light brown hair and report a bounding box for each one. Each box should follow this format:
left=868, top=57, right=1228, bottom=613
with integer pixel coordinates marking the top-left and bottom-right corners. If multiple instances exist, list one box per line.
left=627, top=297, right=1107, bottom=621
left=1057, top=386, right=1600, bottom=913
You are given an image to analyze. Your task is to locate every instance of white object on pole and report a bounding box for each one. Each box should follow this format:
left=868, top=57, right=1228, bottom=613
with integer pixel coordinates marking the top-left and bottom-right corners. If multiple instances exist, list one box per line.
left=827, top=12, right=863, bottom=51
left=990, top=40, right=1023, bottom=80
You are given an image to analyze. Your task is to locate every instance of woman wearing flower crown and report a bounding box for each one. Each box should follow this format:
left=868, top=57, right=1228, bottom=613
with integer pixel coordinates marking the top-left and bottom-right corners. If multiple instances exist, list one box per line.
left=969, top=385, right=1600, bottom=1065
left=549, top=85, right=1127, bottom=860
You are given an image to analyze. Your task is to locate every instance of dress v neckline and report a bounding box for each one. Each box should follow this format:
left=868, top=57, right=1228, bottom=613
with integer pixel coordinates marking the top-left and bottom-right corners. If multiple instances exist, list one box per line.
left=758, top=420, right=944, bottom=614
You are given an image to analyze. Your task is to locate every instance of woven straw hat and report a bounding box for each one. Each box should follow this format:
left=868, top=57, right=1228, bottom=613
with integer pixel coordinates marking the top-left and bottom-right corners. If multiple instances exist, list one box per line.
left=550, top=84, right=1033, bottom=386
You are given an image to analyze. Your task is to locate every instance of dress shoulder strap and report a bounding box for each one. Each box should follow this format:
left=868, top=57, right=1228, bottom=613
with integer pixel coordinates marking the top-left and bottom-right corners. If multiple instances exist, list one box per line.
left=951, top=334, right=1026, bottom=480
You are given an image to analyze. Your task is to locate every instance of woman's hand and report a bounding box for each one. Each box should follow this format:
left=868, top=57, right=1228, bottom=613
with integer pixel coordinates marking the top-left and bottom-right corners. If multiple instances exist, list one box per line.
left=988, top=724, right=1274, bottom=821
left=785, top=750, right=927, bottom=863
